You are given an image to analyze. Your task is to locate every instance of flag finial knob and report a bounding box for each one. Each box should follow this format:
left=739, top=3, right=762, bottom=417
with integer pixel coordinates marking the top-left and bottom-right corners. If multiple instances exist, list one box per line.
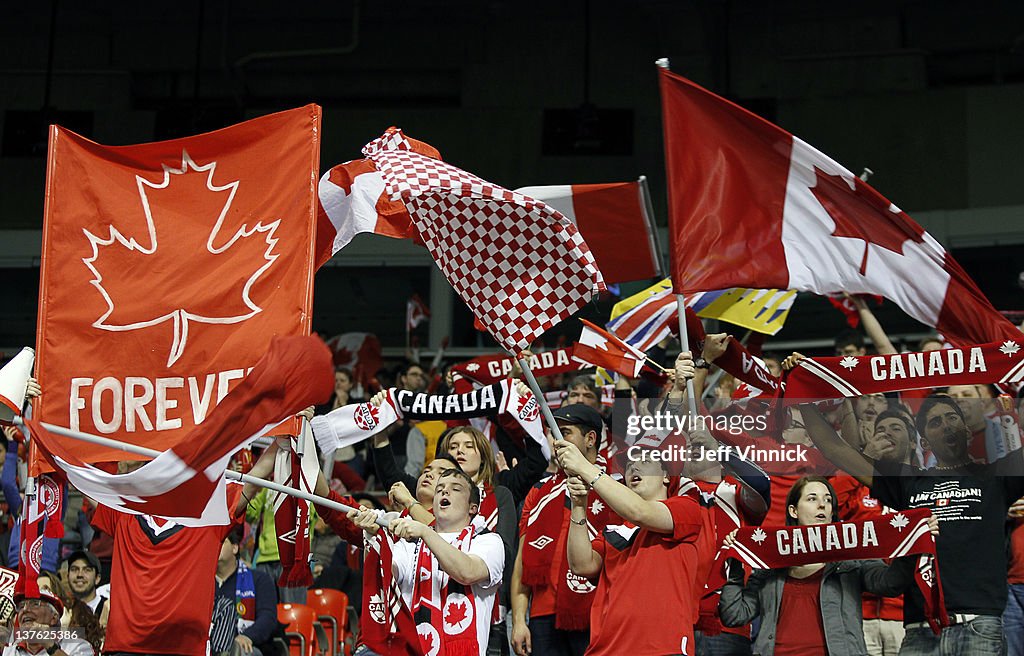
left=655, top=58, right=670, bottom=69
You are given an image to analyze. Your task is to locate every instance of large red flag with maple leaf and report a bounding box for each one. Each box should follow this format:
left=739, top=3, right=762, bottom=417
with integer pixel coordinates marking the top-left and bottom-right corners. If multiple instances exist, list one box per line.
left=658, top=68, right=1018, bottom=347
left=35, top=105, right=321, bottom=466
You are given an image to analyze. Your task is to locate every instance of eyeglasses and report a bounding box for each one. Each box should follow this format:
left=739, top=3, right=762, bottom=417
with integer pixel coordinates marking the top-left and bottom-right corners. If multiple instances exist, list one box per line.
left=16, top=599, right=52, bottom=610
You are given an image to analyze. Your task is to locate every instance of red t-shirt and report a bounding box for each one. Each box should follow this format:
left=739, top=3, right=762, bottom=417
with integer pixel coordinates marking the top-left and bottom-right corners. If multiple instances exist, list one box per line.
left=585, top=495, right=704, bottom=656
left=774, top=568, right=827, bottom=655
left=92, top=486, right=242, bottom=656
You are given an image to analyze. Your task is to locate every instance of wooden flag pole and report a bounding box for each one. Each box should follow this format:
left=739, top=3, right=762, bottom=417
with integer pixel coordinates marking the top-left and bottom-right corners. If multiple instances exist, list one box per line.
left=10, top=416, right=387, bottom=524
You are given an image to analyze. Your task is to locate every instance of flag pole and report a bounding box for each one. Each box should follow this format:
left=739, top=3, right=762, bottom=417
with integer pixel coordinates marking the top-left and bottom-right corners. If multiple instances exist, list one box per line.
left=514, top=354, right=565, bottom=441
left=674, top=295, right=700, bottom=418
left=10, top=417, right=380, bottom=523
left=644, top=357, right=669, bottom=374
left=657, top=57, right=700, bottom=420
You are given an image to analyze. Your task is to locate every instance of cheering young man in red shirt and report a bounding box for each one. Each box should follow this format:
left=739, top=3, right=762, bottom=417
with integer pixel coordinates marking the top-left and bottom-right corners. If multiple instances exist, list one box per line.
left=555, top=351, right=708, bottom=656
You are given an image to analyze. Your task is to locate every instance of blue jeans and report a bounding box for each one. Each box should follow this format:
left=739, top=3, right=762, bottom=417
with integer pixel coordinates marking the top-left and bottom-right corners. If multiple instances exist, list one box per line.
left=694, top=631, right=753, bottom=656
left=529, top=614, right=589, bottom=656
left=900, top=616, right=1006, bottom=656
left=1006, top=584, right=1024, bottom=656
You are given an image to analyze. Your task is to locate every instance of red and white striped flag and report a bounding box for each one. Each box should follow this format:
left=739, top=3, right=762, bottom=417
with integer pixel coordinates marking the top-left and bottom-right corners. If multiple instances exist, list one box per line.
left=514, top=179, right=662, bottom=284
left=659, top=67, right=1018, bottom=348
left=573, top=319, right=647, bottom=378
left=333, top=127, right=604, bottom=352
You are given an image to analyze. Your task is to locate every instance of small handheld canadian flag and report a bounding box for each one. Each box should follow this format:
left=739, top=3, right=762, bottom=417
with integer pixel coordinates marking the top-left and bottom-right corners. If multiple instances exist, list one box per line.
left=572, top=319, right=650, bottom=378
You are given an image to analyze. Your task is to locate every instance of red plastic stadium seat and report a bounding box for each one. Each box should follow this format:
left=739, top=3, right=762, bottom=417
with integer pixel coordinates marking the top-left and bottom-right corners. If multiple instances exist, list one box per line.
left=278, top=602, right=324, bottom=656
left=306, top=588, right=350, bottom=656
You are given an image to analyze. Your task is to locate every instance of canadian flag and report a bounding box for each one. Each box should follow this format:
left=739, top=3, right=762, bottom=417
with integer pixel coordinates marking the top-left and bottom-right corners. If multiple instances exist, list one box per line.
left=514, top=180, right=663, bottom=284
left=573, top=319, right=647, bottom=378
left=659, top=67, right=1019, bottom=347
left=324, top=332, right=382, bottom=392
left=314, top=136, right=440, bottom=267
left=406, top=293, right=430, bottom=331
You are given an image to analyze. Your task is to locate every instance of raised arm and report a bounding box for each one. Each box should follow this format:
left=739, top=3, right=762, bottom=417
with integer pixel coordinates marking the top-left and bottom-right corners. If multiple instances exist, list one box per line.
left=390, top=518, right=495, bottom=586
left=555, top=439, right=676, bottom=533
left=0, top=441, right=21, bottom=517
left=566, top=477, right=603, bottom=578
left=849, top=294, right=897, bottom=355
left=719, top=563, right=769, bottom=627
left=801, top=402, right=876, bottom=487
left=781, top=354, right=876, bottom=486
left=495, top=431, right=548, bottom=502
left=371, top=430, right=419, bottom=492
left=237, top=441, right=279, bottom=517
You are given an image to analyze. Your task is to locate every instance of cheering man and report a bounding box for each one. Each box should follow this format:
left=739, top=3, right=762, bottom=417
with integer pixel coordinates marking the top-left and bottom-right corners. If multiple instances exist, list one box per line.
left=349, top=468, right=505, bottom=656
left=556, top=351, right=709, bottom=656
left=794, top=387, right=1024, bottom=656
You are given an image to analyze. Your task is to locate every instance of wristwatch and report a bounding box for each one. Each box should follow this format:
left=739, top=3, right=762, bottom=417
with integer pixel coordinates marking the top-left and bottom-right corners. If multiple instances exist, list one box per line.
left=693, top=358, right=711, bottom=369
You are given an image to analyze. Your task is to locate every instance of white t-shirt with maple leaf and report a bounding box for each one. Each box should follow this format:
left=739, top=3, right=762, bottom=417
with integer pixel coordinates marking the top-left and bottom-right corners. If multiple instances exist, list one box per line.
left=391, top=530, right=504, bottom=656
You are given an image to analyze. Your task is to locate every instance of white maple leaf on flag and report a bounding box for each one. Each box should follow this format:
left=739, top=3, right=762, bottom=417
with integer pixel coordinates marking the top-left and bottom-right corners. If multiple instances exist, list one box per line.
left=82, top=151, right=278, bottom=367
left=1000, top=340, right=1021, bottom=357
left=750, top=527, right=767, bottom=544
left=839, top=356, right=859, bottom=370
left=889, top=513, right=910, bottom=531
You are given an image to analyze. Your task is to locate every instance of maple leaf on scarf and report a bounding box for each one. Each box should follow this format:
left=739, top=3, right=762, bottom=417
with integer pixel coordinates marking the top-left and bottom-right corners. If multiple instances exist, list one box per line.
left=811, top=167, right=925, bottom=275
left=839, top=356, right=859, bottom=370
left=890, top=513, right=910, bottom=531
left=83, top=152, right=278, bottom=367
left=445, top=600, right=469, bottom=627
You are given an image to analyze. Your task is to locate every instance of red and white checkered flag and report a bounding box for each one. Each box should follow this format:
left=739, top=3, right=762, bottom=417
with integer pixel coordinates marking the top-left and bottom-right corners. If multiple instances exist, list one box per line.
left=361, top=127, right=605, bottom=352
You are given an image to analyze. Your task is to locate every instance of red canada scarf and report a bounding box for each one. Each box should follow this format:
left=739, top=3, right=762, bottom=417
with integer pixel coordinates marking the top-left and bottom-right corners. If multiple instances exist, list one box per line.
left=719, top=508, right=948, bottom=633
left=520, top=469, right=614, bottom=630
left=476, top=485, right=498, bottom=532
left=782, top=340, right=1024, bottom=400
left=273, top=432, right=318, bottom=588
left=412, top=525, right=481, bottom=656
left=359, top=529, right=422, bottom=656
left=694, top=479, right=751, bottom=638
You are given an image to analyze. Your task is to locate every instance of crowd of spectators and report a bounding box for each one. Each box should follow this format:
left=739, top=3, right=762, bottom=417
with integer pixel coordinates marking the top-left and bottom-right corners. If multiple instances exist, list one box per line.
left=0, top=295, right=1023, bottom=656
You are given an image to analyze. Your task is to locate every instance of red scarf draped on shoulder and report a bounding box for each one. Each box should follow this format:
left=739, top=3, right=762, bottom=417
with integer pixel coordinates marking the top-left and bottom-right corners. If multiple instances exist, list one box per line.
left=521, top=466, right=614, bottom=630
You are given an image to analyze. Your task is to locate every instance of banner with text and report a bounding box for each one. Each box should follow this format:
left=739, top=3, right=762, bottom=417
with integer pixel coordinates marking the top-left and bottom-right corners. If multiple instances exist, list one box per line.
left=35, top=106, right=321, bottom=465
